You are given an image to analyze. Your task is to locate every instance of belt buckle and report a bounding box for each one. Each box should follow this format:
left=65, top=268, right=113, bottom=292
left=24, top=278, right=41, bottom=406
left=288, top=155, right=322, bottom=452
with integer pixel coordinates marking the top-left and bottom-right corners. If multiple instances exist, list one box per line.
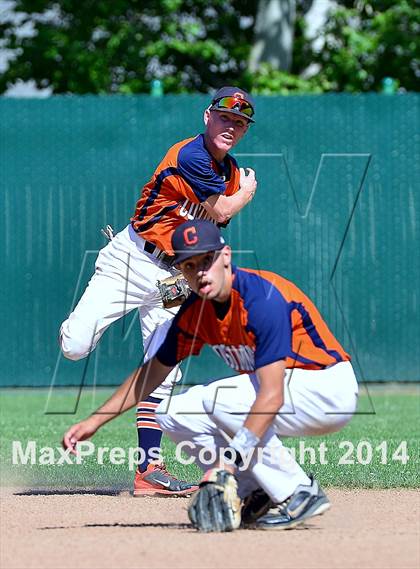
left=145, top=240, right=173, bottom=266
left=144, top=241, right=156, bottom=256
left=158, top=250, right=173, bottom=266
left=154, top=248, right=165, bottom=262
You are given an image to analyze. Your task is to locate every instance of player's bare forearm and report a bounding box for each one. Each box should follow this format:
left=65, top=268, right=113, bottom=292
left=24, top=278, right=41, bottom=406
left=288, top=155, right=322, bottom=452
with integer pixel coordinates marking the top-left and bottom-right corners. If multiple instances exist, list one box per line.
left=62, top=358, right=173, bottom=453
left=91, top=359, right=172, bottom=422
left=202, top=168, right=257, bottom=223
left=242, top=361, right=286, bottom=439
left=218, top=362, right=285, bottom=474
left=242, top=393, right=283, bottom=439
left=203, top=191, right=251, bottom=223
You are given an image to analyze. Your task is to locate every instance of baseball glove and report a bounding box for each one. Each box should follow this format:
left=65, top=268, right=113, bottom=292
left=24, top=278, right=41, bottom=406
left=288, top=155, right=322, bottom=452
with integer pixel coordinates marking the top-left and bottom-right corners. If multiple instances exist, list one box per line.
left=188, top=468, right=242, bottom=533
left=241, top=487, right=273, bottom=527
left=157, top=274, right=191, bottom=308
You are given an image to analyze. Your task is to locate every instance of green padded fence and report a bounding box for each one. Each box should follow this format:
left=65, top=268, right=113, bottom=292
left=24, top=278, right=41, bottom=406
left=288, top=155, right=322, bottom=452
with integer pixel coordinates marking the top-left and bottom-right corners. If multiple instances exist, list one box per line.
left=0, top=94, right=419, bottom=388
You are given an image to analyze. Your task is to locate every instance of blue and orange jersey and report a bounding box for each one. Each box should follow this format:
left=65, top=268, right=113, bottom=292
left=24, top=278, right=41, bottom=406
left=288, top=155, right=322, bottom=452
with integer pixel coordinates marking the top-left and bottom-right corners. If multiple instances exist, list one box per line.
left=156, top=266, right=350, bottom=373
left=131, top=135, right=240, bottom=253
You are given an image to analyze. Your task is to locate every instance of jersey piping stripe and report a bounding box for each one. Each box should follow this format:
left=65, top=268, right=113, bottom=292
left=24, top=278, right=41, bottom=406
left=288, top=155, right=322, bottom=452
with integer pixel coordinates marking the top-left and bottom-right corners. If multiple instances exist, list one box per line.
left=291, top=302, right=343, bottom=363
left=137, top=203, right=180, bottom=232
left=289, top=351, right=325, bottom=367
left=135, top=166, right=179, bottom=225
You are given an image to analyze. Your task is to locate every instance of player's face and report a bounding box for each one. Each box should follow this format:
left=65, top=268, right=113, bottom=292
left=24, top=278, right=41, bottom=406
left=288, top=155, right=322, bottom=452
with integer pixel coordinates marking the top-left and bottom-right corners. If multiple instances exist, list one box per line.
left=204, top=110, right=249, bottom=157
left=178, top=247, right=232, bottom=301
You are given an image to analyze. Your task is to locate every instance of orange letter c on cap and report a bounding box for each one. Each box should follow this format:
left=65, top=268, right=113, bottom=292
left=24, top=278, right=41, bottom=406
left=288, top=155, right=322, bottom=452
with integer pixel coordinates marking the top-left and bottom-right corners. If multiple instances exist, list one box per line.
left=184, top=226, right=198, bottom=245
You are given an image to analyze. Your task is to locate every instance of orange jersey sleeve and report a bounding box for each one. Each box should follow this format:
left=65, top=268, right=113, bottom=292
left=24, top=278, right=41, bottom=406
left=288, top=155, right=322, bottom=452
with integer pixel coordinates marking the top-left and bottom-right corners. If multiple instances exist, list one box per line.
left=156, top=267, right=350, bottom=373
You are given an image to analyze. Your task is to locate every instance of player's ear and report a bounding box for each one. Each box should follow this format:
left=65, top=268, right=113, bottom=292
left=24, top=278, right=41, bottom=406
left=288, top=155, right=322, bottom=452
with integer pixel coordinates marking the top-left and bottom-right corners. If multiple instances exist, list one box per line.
left=222, top=246, right=231, bottom=267
left=203, top=107, right=211, bottom=125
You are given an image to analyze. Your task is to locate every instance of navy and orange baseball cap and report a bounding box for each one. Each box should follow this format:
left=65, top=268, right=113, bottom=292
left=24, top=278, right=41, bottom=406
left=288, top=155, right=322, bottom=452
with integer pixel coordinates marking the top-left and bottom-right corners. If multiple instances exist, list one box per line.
left=210, top=86, right=255, bottom=123
left=172, top=220, right=226, bottom=265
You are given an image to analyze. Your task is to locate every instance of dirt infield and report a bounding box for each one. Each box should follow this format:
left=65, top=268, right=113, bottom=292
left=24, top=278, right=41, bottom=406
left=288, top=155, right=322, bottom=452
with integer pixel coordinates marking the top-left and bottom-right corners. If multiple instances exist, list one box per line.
left=1, top=488, right=418, bottom=569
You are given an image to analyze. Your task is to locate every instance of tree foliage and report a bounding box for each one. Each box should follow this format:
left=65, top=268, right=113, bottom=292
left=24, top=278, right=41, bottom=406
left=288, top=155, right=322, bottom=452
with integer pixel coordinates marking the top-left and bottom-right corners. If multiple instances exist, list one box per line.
left=312, top=0, right=419, bottom=92
left=0, top=0, right=256, bottom=94
left=0, top=0, right=418, bottom=94
left=252, top=0, right=419, bottom=94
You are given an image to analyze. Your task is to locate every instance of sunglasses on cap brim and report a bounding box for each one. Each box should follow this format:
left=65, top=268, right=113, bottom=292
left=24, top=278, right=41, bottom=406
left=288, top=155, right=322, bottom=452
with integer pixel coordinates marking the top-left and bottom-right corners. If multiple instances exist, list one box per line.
left=211, top=96, right=254, bottom=118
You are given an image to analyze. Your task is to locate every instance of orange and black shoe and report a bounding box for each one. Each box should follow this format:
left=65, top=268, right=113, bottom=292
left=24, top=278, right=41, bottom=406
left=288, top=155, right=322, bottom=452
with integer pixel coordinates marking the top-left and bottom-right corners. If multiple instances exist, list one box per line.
left=133, top=462, right=198, bottom=497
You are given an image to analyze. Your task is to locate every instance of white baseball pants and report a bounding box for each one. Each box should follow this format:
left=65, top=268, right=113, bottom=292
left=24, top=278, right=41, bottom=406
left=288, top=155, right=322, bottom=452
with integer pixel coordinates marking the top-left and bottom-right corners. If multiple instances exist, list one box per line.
left=156, top=361, right=358, bottom=501
left=59, top=224, right=181, bottom=398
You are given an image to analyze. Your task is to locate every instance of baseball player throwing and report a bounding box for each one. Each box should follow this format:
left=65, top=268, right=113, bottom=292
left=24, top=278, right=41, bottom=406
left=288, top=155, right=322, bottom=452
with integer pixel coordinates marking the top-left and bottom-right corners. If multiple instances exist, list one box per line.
left=63, top=220, right=359, bottom=531
left=59, top=87, right=257, bottom=495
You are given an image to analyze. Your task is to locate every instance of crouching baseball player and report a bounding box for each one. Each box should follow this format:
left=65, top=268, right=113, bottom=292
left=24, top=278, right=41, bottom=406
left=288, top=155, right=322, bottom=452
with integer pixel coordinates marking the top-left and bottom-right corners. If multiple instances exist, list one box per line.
left=63, top=220, right=359, bottom=531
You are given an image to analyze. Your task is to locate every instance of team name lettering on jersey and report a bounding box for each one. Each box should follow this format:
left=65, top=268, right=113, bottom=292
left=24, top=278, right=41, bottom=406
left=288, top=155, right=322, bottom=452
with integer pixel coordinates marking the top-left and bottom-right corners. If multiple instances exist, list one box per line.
left=179, top=199, right=214, bottom=222
left=156, top=267, right=351, bottom=373
left=212, top=344, right=255, bottom=372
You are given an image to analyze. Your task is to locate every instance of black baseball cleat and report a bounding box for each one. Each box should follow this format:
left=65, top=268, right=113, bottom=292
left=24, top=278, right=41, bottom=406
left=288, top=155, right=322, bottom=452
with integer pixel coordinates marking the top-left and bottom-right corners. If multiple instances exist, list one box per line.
left=256, top=475, right=330, bottom=530
left=241, top=488, right=274, bottom=527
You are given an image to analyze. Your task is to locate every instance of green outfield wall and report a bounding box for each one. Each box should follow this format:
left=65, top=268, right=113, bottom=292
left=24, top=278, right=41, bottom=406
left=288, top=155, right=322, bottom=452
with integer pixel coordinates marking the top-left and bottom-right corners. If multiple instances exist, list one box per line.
left=0, top=94, right=419, bottom=388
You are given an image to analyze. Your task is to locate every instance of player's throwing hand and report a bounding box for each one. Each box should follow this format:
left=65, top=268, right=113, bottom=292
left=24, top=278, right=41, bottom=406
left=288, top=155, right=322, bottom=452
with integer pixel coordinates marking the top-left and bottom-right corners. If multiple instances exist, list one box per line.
left=239, top=167, right=257, bottom=202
